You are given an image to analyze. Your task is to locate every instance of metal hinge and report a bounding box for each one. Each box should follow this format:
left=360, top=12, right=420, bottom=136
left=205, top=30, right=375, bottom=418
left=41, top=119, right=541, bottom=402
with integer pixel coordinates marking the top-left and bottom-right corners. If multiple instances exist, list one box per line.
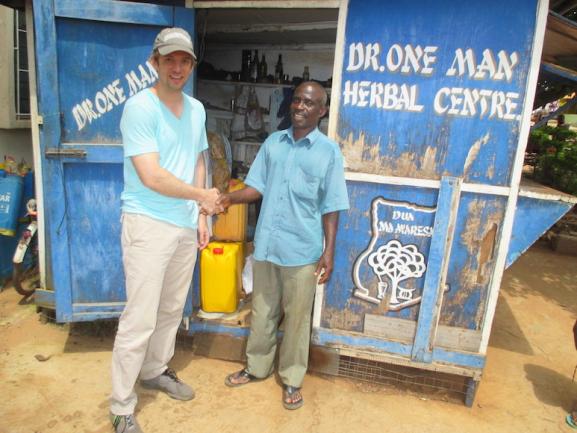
left=45, top=148, right=87, bottom=159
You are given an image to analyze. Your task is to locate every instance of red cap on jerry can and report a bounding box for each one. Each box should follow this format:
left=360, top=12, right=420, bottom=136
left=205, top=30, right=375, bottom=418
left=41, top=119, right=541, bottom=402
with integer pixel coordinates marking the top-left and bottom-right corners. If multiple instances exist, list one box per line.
left=213, top=247, right=224, bottom=254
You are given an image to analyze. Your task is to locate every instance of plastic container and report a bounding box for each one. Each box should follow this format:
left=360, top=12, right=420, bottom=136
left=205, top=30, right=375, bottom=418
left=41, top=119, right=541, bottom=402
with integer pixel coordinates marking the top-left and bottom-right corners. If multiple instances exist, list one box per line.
left=200, top=242, right=242, bottom=313
left=213, top=179, right=247, bottom=242
left=0, top=175, right=23, bottom=236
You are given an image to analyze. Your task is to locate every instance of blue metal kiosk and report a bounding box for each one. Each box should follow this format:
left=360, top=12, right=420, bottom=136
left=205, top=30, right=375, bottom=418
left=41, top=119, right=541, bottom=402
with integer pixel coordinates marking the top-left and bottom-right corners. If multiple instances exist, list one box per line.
left=15, top=0, right=576, bottom=406
left=310, top=0, right=576, bottom=404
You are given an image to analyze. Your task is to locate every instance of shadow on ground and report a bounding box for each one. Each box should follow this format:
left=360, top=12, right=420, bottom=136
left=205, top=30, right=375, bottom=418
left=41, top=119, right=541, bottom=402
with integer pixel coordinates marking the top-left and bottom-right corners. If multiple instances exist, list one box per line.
left=488, top=294, right=534, bottom=355
left=525, top=363, right=577, bottom=413
left=63, top=320, right=117, bottom=353
left=502, top=241, right=577, bottom=315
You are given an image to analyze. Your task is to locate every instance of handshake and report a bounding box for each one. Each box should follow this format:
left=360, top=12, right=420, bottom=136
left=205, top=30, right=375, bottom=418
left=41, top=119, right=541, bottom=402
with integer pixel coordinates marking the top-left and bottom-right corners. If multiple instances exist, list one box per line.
left=199, top=187, right=231, bottom=216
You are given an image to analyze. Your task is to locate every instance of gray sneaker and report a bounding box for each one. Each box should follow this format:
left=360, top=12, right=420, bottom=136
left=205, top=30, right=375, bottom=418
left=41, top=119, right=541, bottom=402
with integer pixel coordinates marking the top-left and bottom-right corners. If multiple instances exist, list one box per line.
left=110, top=413, right=143, bottom=433
left=140, top=368, right=195, bottom=401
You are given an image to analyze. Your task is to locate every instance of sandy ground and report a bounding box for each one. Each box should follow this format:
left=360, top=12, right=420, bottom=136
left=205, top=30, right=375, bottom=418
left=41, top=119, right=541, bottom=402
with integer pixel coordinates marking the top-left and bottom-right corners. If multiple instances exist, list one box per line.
left=1, top=240, right=576, bottom=433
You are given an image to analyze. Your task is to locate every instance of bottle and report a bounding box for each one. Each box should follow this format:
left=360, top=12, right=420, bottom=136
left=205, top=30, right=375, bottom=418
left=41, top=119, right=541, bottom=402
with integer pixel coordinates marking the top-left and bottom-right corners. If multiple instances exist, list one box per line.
left=241, top=49, right=252, bottom=82
left=275, top=54, right=283, bottom=84
left=258, top=54, right=267, bottom=81
left=250, top=50, right=259, bottom=82
left=302, top=65, right=310, bottom=81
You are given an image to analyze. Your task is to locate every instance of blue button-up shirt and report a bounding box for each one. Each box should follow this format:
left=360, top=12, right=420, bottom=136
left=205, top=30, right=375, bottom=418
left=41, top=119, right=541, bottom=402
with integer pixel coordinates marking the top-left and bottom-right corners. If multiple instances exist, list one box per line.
left=245, top=127, right=349, bottom=266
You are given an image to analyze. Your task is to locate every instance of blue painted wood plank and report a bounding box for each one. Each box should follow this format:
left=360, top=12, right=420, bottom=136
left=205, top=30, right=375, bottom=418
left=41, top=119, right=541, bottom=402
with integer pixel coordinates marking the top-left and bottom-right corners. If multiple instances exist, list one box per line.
left=64, top=163, right=124, bottom=303
left=33, top=1, right=197, bottom=322
left=46, top=146, right=124, bottom=164
left=56, top=21, right=160, bottom=144
left=412, top=177, right=461, bottom=363
left=541, top=62, right=577, bottom=83
left=188, top=322, right=251, bottom=338
left=312, top=328, right=414, bottom=357
left=68, top=311, right=125, bottom=322
left=55, top=0, right=173, bottom=25
left=507, top=196, right=574, bottom=267
left=432, top=347, right=485, bottom=370
left=465, top=378, right=480, bottom=406
left=33, top=0, right=74, bottom=322
left=440, top=193, right=506, bottom=328
left=73, top=303, right=125, bottom=314
left=337, top=0, right=538, bottom=186
left=54, top=10, right=195, bottom=145
left=322, top=182, right=439, bottom=327
left=313, top=328, right=485, bottom=370
left=34, top=289, right=55, bottom=308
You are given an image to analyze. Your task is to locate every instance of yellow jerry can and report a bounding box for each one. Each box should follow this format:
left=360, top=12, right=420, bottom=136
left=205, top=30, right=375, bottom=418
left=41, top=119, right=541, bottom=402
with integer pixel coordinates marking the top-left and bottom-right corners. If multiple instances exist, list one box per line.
left=212, top=179, right=248, bottom=242
left=200, top=242, right=241, bottom=313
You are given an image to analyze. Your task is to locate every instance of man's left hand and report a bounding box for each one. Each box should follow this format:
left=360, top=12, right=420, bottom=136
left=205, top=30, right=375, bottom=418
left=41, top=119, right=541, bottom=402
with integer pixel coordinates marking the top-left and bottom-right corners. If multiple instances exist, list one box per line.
left=315, top=252, right=334, bottom=284
left=198, top=215, right=210, bottom=250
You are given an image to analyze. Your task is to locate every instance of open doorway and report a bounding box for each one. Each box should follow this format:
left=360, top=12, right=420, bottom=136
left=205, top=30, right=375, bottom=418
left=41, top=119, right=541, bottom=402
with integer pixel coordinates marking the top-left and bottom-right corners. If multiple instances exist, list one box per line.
left=194, top=7, right=339, bottom=175
left=191, top=6, right=340, bottom=323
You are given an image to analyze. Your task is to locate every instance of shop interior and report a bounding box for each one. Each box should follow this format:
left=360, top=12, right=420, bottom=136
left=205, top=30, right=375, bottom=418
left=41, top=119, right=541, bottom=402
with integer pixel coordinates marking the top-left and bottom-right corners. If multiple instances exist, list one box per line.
left=195, top=8, right=338, bottom=172
left=193, top=8, right=339, bottom=318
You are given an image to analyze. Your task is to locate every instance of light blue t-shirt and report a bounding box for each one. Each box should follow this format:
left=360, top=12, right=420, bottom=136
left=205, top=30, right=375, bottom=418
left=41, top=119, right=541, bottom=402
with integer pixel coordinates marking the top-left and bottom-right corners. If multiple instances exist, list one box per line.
left=120, top=88, right=208, bottom=229
left=246, top=128, right=349, bottom=266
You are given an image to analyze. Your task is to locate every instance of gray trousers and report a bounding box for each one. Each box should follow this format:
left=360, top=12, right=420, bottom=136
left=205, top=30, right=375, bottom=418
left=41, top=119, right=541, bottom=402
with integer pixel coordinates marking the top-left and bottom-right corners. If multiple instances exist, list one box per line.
left=246, top=260, right=317, bottom=388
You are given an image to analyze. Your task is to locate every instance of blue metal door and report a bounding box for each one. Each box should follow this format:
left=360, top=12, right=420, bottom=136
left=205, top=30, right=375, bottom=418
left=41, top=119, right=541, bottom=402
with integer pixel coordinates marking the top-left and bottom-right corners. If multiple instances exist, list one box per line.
left=33, top=0, right=194, bottom=321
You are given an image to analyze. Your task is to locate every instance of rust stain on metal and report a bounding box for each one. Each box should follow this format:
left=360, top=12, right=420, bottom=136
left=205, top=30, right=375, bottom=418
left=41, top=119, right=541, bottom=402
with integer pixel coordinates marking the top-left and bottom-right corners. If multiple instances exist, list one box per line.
left=394, top=150, right=419, bottom=175
left=441, top=199, right=504, bottom=328
left=485, top=154, right=496, bottom=179
left=460, top=200, right=502, bottom=257
left=421, top=146, right=437, bottom=174
left=338, top=131, right=439, bottom=178
left=340, top=131, right=384, bottom=173
left=322, top=304, right=365, bottom=331
left=476, top=223, right=497, bottom=284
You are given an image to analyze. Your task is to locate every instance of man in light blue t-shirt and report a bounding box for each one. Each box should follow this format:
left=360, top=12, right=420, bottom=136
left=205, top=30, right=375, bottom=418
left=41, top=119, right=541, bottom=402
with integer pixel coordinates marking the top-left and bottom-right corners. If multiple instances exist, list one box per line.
left=219, top=81, right=349, bottom=411
left=109, top=28, right=220, bottom=433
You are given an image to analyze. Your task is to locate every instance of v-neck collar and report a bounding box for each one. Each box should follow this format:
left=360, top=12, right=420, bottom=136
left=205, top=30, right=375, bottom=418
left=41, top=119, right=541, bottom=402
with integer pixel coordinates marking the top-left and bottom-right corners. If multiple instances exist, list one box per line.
left=147, top=88, right=187, bottom=121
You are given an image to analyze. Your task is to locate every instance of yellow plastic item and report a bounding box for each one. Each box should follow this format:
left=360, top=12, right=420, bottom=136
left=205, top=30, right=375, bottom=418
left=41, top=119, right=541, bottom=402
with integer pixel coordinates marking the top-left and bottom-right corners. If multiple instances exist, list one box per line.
left=213, top=179, right=247, bottom=242
left=200, top=242, right=241, bottom=313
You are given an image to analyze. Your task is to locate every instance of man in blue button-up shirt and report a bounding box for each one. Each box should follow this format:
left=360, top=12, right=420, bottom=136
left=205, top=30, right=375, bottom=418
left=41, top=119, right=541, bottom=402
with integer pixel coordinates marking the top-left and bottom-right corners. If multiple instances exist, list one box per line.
left=220, top=81, right=349, bottom=410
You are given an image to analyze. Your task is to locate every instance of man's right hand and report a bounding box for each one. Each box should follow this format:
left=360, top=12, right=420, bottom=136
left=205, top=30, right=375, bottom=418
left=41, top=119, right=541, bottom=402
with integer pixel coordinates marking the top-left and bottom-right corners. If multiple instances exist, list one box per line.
left=200, top=188, right=221, bottom=215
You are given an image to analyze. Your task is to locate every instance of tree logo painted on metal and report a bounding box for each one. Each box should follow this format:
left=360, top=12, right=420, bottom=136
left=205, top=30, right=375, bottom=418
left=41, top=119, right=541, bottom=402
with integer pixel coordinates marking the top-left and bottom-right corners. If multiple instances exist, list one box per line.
left=352, top=197, right=449, bottom=311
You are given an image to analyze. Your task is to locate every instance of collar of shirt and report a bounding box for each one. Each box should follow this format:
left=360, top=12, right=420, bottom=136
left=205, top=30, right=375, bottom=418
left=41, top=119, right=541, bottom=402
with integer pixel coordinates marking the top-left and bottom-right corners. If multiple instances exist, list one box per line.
left=280, top=127, right=321, bottom=149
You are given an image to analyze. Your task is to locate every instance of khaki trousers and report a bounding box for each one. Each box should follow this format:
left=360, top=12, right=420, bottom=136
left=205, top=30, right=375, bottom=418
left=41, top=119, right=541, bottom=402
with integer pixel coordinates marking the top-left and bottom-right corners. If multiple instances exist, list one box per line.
left=246, top=260, right=317, bottom=388
left=110, top=213, right=197, bottom=415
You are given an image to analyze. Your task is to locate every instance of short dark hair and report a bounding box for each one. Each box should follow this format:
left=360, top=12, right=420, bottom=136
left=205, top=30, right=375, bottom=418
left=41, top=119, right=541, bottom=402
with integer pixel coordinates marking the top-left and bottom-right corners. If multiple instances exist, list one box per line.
left=297, top=81, right=328, bottom=107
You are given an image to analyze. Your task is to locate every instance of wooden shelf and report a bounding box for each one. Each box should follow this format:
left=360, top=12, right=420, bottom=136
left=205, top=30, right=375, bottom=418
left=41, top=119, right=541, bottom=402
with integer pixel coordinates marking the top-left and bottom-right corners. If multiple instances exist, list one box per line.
left=206, top=108, right=270, bottom=123
left=199, top=79, right=293, bottom=89
left=232, top=140, right=262, bottom=147
left=199, top=79, right=331, bottom=93
left=206, top=108, right=234, bottom=119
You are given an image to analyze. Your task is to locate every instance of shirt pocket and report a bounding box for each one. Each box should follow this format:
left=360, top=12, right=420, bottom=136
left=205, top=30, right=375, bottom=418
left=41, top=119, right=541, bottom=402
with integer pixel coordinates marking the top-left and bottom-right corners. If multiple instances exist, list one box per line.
left=290, top=167, right=322, bottom=201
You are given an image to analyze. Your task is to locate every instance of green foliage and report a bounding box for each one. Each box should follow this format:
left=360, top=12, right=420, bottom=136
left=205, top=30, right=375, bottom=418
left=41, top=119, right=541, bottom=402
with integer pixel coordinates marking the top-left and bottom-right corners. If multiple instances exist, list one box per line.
left=529, top=125, right=577, bottom=195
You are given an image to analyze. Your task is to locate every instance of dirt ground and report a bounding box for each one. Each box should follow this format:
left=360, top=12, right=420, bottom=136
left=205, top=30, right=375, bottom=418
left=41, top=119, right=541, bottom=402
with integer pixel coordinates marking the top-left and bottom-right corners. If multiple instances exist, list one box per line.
left=1, top=240, right=576, bottom=433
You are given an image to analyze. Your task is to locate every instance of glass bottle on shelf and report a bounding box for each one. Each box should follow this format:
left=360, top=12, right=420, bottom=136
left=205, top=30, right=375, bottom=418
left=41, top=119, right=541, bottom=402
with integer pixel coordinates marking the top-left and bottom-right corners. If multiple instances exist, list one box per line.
left=241, top=49, right=251, bottom=82
left=258, top=54, right=267, bottom=82
left=274, top=54, right=283, bottom=84
left=250, top=50, right=259, bottom=82
left=302, top=65, right=310, bottom=81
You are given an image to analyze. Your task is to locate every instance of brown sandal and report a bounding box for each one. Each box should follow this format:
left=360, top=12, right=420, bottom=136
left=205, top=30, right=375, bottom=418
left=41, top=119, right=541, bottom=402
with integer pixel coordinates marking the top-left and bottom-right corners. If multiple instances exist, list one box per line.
left=224, top=369, right=261, bottom=388
left=282, top=384, right=304, bottom=410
